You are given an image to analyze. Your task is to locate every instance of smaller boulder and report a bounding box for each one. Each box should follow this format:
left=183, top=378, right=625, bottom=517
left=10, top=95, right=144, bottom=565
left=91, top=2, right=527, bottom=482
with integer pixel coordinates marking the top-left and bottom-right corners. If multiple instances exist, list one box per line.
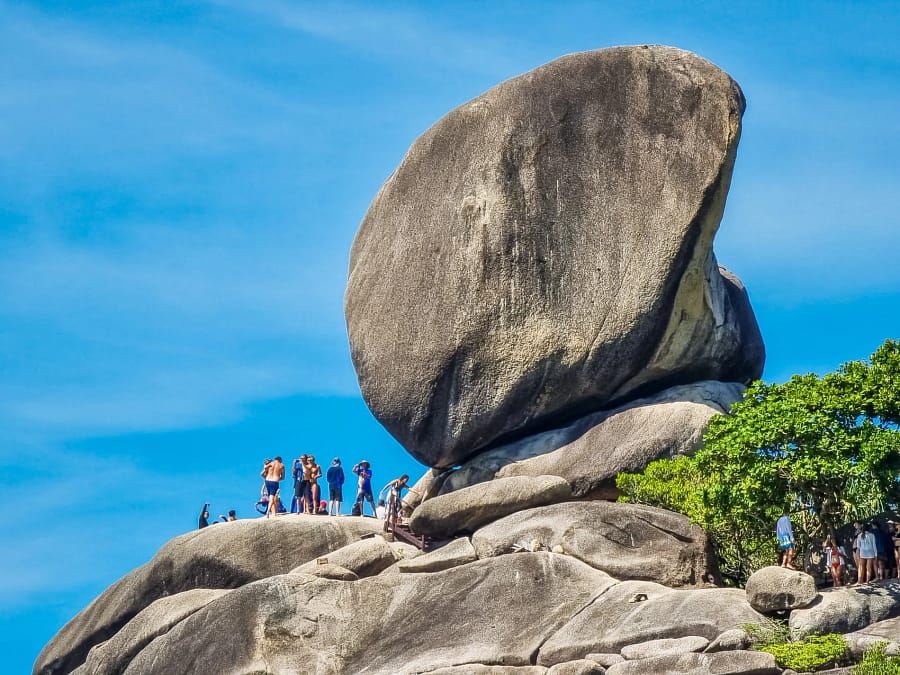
left=704, top=628, right=751, bottom=653
left=290, top=535, right=397, bottom=578
left=547, top=660, right=605, bottom=675
left=605, top=650, right=779, bottom=675
left=620, top=636, right=709, bottom=660
left=300, top=563, right=359, bottom=581
left=789, top=579, right=900, bottom=637
left=585, top=653, right=624, bottom=667
left=745, top=566, right=818, bottom=613
left=409, top=475, right=571, bottom=538
left=399, top=538, right=478, bottom=573
left=844, top=615, right=900, bottom=657
left=473, top=502, right=718, bottom=588
left=422, top=667, right=547, bottom=675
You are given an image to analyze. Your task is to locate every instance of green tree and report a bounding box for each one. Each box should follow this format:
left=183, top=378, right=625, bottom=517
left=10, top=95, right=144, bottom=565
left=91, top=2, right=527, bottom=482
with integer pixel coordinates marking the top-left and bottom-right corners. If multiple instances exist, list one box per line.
left=618, top=339, right=900, bottom=584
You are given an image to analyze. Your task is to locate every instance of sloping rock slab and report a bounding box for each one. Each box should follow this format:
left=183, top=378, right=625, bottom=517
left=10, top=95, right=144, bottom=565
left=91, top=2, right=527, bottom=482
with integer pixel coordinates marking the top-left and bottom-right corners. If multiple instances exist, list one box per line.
left=745, top=566, right=818, bottom=613
left=844, top=615, right=900, bottom=656
left=34, top=516, right=385, bottom=675
left=473, top=502, right=718, bottom=587
left=425, top=667, right=547, bottom=675
left=120, top=553, right=617, bottom=675
left=291, top=534, right=397, bottom=578
left=409, top=475, right=571, bottom=538
left=620, top=635, right=709, bottom=660
left=439, top=381, right=744, bottom=498
left=547, top=661, right=605, bottom=675
left=538, top=580, right=763, bottom=665
left=605, top=650, right=778, bottom=675
left=346, top=45, right=763, bottom=468
left=399, top=537, right=478, bottom=573
left=71, top=589, right=229, bottom=675
left=789, top=579, right=900, bottom=637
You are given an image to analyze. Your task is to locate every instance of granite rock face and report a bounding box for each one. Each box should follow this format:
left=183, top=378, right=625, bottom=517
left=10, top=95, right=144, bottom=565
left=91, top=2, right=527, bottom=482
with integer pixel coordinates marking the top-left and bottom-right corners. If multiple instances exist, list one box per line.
left=744, top=566, right=818, bottom=613
left=472, top=501, right=719, bottom=588
left=34, top=516, right=384, bottom=675
left=70, top=589, right=229, bottom=675
left=789, top=579, right=900, bottom=637
left=538, top=581, right=763, bottom=664
left=409, top=475, right=572, bottom=538
left=436, top=381, right=744, bottom=499
left=121, top=553, right=615, bottom=675
left=346, top=45, right=764, bottom=468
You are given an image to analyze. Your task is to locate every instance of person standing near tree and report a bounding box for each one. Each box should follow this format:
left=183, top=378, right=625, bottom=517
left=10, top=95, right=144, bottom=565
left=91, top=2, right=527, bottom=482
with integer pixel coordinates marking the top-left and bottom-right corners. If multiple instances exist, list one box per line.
left=856, top=523, right=878, bottom=583
left=776, top=509, right=797, bottom=570
left=326, top=458, right=345, bottom=516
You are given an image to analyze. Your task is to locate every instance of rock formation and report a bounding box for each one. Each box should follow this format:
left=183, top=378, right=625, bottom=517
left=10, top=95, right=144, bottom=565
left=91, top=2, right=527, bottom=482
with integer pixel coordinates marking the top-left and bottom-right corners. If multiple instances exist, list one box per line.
left=346, top=45, right=764, bottom=468
left=36, top=45, right=798, bottom=675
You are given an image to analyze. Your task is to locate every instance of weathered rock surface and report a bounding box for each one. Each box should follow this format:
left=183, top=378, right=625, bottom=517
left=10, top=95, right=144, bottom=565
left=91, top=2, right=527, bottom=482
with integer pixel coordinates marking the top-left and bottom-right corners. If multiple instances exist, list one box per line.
left=34, top=516, right=385, bottom=675
left=121, top=553, right=616, bottom=675
left=538, top=581, right=763, bottom=664
left=605, top=650, right=778, bottom=675
left=298, top=563, right=359, bottom=581
left=546, top=660, right=606, bottom=675
left=845, top=616, right=900, bottom=656
left=290, top=534, right=397, bottom=578
left=346, top=45, right=764, bottom=468
left=409, top=475, right=572, bottom=538
left=425, top=667, right=547, bottom=675
left=745, top=566, right=818, bottom=613
left=439, top=381, right=743, bottom=498
left=705, top=628, right=751, bottom=653
left=398, top=537, right=478, bottom=573
left=620, top=635, right=709, bottom=660
left=70, top=589, right=229, bottom=675
left=473, top=502, right=718, bottom=587
left=789, top=579, right=900, bottom=637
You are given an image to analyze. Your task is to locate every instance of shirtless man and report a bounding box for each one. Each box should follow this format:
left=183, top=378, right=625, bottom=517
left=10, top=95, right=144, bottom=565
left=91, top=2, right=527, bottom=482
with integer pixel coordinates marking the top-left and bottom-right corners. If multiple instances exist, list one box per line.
left=261, top=456, right=285, bottom=518
left=308, top=456, right=322, bottom=512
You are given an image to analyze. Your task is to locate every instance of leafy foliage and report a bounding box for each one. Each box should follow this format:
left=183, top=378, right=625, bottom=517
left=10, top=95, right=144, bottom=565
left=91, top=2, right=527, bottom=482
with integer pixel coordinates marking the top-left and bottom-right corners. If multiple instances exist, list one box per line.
left=853, top=642, right=900, bottom=675
left=759, top=634, right=848, bottom=671
left=617, top=339, right=900, bottom=584
left=740, top=618, right=792, bottom=647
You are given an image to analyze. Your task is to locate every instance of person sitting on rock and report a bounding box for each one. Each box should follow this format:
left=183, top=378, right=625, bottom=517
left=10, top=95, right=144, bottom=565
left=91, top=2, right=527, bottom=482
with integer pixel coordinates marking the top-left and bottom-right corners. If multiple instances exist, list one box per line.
left=776, top=509, right=797, bottom=570
left=352, top=460, right=376, bottom=517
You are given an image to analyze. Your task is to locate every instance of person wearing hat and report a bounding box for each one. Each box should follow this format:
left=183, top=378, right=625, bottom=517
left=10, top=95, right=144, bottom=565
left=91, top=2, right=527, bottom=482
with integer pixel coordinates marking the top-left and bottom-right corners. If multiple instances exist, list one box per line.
left=326, top=457, right=345, bottom=516
left=353, top=460, right=377, bottom=517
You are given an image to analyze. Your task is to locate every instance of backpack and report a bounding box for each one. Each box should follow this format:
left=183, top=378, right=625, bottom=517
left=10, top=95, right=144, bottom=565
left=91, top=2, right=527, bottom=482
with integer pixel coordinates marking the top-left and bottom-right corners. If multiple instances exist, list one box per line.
left=351, top=502, right=362, bottom=517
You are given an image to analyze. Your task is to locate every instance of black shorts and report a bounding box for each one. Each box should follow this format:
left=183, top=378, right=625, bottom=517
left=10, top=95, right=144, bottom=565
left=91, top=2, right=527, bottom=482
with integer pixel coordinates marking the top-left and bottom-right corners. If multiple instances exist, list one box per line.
left=295, top=479, right=311, bottom=499
left=329, top=486, right=343, bottom=502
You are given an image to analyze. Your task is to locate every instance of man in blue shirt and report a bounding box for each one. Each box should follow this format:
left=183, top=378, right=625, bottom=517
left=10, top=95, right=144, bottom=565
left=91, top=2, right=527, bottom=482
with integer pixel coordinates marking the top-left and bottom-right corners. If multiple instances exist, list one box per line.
left=326, top=457, right=345, bottom=516
left=353, top=460, right=377, bottom=517
left=776, top=509, right=797, bottom=570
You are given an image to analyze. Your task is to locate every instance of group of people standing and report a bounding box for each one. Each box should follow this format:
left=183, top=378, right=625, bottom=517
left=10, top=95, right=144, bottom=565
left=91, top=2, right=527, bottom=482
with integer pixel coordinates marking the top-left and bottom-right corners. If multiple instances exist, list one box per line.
left=258, top=455, right=411, bottom=524
left=777, top=510, right=900, bottom=586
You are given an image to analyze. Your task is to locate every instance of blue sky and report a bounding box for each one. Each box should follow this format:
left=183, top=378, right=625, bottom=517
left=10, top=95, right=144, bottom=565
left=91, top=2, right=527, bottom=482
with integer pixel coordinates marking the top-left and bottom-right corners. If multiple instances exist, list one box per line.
left=2, top=1, right=898, bottom=671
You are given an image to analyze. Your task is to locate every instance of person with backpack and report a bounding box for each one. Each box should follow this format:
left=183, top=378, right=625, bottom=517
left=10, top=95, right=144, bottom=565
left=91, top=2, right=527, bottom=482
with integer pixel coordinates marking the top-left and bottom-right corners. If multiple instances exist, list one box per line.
left=326, top=458, right=345, bottom=516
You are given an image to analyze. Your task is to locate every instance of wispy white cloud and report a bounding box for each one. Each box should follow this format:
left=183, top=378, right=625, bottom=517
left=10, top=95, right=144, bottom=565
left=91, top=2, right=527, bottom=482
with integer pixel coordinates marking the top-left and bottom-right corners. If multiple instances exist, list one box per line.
left=207, top=0, right=522, bottom=78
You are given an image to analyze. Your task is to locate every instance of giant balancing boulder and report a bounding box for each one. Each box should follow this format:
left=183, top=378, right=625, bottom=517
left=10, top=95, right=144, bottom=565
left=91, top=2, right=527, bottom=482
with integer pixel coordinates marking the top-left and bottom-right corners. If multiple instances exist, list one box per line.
left=346, top=44, right=764, bottom=468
